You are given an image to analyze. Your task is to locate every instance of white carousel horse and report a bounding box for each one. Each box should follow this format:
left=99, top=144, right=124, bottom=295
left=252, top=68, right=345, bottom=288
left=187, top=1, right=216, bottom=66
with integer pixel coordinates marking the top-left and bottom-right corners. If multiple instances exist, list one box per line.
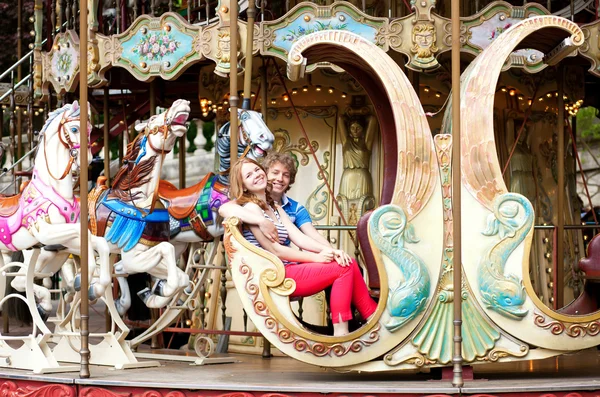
left=89, top=99, right=192, bottom=309
left=6, top=101, right=111, bottom=319
left=113, top=108, right=274, bottom=316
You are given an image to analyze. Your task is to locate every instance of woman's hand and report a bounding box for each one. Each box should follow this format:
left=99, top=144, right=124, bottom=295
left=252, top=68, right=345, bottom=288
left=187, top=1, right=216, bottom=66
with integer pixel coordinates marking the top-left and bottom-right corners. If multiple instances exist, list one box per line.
left=333, top=250, right=352, bottom=266
left=258, top=219, right=278, bottom=242
left=314, top=248, right=335, bottom=263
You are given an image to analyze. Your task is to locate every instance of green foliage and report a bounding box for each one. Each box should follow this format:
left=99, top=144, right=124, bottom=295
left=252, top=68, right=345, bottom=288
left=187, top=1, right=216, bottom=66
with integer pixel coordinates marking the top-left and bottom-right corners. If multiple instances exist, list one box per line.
left=202, top=121, right=215, bottom=152
left=186, top=121, right=197, bottom=153
left=577, top=107, right=600, bottom=140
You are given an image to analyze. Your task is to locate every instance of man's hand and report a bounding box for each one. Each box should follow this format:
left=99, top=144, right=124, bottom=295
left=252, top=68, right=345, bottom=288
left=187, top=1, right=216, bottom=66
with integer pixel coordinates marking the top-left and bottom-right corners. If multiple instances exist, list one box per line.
left=333, top=249, right=351, bottom=267
left=314, top=248, right=335, bottom=263
left=259, top=219, right=278, bottom=242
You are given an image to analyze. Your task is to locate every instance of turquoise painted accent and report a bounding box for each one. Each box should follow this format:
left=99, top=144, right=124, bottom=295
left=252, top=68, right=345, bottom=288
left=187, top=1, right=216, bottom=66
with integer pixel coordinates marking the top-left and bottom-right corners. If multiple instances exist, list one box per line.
left=121, top=26, right=192, bottom=66
left=478, top=192, right=533, bottom=320
left=103, top=196, right=169, bottom=252
left=369, top=204, right=430, bottom=332
left=272, top=12, right=377, bottom=54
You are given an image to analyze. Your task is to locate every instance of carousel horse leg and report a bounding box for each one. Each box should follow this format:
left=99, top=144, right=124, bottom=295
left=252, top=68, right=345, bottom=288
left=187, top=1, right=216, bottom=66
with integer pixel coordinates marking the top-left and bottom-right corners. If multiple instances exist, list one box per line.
left=29, top=221, right=110, bottom=300
left=113, top=260, right=132, bottom=316
left=11, top=249, right=70, bottom=320
left=121, top=242, right=190, bottom=308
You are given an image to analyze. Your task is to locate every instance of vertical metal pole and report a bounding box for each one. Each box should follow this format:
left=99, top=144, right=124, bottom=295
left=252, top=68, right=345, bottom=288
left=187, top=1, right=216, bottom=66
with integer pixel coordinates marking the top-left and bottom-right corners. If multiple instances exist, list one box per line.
left=116, top=0, right=121, bottom=33
left=242, top=0, right=256, bottom=110
left=79, top=0, right=90, bottom=379
left=451, top=0, right=463, bottom=388
left=147, top=81, right=162, bottom=349
left=260, top=60, right=268, bottom=122
left=179, top=135, right=185, bottom=188
left=103, top=87, right=110, bottom=185
left=57, top=0, right=62, bottom=33
left=229, top=2, right=239, bottom=164
left=17, top=0, right=23, bottom=171
left=556, top=69, right=565, bottom=309
left=570, top=0, right=575, bottom=20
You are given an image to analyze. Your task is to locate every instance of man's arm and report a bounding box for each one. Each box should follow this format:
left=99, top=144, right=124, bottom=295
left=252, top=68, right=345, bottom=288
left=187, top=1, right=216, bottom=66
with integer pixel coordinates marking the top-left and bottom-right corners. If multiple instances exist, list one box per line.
left=299, top=223, right=331, bottom=247
left=293, top=203, right=331, bottom=247
left=219, top=201, right=278, bottom=242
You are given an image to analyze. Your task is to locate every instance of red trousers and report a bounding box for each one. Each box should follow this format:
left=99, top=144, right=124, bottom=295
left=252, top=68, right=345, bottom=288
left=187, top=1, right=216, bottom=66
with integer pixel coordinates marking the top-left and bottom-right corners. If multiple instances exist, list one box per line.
left=286, top=259, right=378, bottom=323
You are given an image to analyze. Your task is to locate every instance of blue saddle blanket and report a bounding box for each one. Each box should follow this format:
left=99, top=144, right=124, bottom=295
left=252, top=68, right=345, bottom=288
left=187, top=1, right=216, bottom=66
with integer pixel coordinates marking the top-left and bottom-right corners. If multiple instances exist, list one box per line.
left=103, top=197, right=169, bottom=251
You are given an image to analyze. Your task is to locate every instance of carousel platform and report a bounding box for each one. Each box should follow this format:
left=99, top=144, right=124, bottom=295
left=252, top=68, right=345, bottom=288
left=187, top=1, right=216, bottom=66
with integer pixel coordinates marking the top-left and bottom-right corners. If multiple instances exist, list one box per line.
left=0, top=347, right=598, bottom=397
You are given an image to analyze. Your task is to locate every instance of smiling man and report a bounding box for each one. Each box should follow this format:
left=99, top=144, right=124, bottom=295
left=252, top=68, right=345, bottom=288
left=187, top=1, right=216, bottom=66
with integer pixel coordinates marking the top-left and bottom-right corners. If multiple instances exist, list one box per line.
left=219, top=152, right=330, bottom=247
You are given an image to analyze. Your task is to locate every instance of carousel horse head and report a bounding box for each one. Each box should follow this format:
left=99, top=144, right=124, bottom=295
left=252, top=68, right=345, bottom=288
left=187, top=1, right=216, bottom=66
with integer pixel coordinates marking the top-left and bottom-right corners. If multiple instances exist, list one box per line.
left=134, top=99, right=191, bottom=153
left=217, top=109, right=275, bottom=180
left=38, top=101, right=92, bottom=178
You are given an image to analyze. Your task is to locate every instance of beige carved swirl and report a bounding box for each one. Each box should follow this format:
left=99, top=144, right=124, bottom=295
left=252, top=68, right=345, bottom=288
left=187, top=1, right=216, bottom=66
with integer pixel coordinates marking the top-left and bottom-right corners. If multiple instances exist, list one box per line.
left=455, top=16, right=583, bottom=210
left=287, top=30, right=438, bottom=221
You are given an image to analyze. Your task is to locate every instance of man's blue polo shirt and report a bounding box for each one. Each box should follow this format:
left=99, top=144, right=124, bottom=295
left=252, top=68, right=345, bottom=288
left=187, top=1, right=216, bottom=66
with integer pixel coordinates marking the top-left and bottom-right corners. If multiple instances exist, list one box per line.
left=280, top=194, right=312, bottom=228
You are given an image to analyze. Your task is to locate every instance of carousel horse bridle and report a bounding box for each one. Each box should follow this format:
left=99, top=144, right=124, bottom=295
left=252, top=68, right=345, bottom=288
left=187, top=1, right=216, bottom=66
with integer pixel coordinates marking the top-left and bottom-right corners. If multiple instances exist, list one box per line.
left=126, top=110, right=176, bottom=214
left=44, top=110, right=83, bottom=181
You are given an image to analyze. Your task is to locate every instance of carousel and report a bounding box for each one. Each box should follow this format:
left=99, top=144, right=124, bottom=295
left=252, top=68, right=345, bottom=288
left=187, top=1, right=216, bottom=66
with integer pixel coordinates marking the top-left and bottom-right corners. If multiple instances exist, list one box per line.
left=0, top=0, right=597, bottom=395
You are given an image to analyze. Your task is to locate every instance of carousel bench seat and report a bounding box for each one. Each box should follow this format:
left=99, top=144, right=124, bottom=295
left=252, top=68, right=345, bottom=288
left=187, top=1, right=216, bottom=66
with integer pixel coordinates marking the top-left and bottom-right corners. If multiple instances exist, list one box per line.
left=560, top=233, right=600, bottom=315
left=579, top=233, right=600, bottom=279
left=357, top=210, right=380, bottom=297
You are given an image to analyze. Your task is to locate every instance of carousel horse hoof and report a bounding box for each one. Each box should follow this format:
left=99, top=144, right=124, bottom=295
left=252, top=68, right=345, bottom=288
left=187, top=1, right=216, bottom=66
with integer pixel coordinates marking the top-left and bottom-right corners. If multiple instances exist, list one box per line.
left=36, top=304, right=49, bottom=322
left=43, top=244, right=66, bottom=251
left=115, top=300, right=127, bottom=316
left=137, top=287, right=152, bottom=305
left=184, top=284, right=193, bottom=295
left=151, top=279, right=168, bottom=297
left=88, top=285, right=99, bottom=301
left=73, top=274, right=81, bottom=291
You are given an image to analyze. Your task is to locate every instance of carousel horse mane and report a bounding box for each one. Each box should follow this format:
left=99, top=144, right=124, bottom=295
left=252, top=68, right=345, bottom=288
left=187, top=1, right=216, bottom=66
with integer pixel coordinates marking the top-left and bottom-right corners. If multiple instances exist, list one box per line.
left=109, top=133, right=158, bottom=202
left=37, top=103, right=79, bottom=148
left=216, top=122, right=248, bottom=184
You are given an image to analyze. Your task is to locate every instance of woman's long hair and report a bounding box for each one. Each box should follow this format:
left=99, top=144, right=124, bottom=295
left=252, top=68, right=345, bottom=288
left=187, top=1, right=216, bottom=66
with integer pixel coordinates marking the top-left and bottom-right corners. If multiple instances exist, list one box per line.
left=229, top=158, right=274, bottom=211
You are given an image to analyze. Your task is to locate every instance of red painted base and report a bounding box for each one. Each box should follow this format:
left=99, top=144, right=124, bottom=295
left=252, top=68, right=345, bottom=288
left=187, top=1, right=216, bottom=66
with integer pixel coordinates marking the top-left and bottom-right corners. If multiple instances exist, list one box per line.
left=0, top=378, right=598, bottom=397
left=441, top=366, right=474, bottom=381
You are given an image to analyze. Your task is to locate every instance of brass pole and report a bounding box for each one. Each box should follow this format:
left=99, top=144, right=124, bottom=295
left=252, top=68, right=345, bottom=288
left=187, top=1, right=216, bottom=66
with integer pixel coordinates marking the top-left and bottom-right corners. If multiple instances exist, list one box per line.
left=147, top=81, right=163, bottom=349
left=259, top=58, right=271, bottom=359
left=556, top=69, right=565, bottom=309
left=179, top=136, right=185, bottom=188
left=451, top=0, right=464, bottom=388
left=260, top=59, right=268, bottom=122
left=103, top=87, right=110, bottom=185
left=17, top=0, right=22, bottom=171
left=242, top=0, right=256, bottom=110
left=229, top=2, right=239, bottom=164
left=79, top=0, right=90, bottom=379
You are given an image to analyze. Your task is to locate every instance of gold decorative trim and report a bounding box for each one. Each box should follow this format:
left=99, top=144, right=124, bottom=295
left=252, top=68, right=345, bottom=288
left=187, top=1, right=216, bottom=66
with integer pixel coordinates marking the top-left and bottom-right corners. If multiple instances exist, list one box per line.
left=533, top=311, right=600, bottom=337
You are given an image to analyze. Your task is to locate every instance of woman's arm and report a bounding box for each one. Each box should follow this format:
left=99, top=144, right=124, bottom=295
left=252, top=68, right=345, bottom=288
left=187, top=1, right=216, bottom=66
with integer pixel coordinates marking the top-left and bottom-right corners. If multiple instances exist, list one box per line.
left=276, top=207, right=331, bottom=253
left=248, top=224, right=333, bottom=263
left=219, top=201, right=278, bottom=242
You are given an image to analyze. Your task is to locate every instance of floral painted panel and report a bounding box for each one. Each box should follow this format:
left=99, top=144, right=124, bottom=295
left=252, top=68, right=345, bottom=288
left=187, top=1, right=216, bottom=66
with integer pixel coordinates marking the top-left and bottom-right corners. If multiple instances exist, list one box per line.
left=50, top=35, right=78, bottom=83
left=121, top=26, right=192, bottom=68
left=272, top=11, right=378, bottom=54
left=468, top=14, right=523, bottom=51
